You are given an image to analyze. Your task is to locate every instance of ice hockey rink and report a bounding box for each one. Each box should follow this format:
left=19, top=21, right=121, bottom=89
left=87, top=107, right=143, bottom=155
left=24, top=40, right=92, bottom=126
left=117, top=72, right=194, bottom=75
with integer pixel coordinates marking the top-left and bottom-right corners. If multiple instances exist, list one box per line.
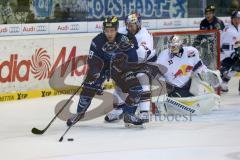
left=0, top=77, right=240, bottom=160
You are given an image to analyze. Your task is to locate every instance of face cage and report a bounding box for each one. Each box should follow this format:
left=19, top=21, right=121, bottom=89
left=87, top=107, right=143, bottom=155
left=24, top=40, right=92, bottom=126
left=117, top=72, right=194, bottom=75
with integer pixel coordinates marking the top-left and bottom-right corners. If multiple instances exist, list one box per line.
left=168, top=43, right=181, bottom=54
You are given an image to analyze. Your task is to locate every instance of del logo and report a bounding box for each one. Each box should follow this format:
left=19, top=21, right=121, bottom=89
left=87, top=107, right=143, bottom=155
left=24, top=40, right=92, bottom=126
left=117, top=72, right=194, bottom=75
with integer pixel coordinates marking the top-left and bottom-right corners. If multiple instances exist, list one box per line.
left=0, top=47, right=88, bottom=83
left=174, top=65, right=193, bottom=78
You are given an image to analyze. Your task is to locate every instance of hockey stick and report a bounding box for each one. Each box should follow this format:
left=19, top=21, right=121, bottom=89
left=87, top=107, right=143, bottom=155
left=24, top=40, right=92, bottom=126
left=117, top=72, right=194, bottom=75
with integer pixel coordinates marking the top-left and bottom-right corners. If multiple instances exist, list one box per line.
left=58, top=111, right=85, bottom=142
left=31, top=84, right=83, bottom=135
left=59, top=126, right=72, bottom=142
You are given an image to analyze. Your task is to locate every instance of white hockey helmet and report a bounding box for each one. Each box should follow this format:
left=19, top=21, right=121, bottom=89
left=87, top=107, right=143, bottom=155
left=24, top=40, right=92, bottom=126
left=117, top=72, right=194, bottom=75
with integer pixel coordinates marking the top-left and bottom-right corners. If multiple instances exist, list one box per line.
left=125, top=12, right=142, bottom=28
left=168, top=35, right=183, bottom=54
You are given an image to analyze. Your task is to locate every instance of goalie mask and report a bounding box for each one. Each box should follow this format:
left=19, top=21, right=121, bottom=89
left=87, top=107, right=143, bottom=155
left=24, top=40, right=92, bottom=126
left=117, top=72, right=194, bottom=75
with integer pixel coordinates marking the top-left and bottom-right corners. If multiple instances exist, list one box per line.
left=168, top=35, right=183, bottom=55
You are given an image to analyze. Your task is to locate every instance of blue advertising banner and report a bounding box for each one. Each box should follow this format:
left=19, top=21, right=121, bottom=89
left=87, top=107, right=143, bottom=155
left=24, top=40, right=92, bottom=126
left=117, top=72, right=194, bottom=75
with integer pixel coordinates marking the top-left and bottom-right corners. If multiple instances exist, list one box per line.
left=87, top=0, right=188, bottom=20
left=1, top=0, right=187, bottom=24
left=33, top=0, right=53, bottom=17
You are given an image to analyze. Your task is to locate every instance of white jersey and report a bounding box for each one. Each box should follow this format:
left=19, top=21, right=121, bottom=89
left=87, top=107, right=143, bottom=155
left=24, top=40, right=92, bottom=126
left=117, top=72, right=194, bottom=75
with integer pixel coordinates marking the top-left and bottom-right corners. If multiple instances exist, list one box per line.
left=221, top=23, right=240, bottom=61
left=118, top=26, right=155, bottom=62
left=157, top=46, right=207, bottom=88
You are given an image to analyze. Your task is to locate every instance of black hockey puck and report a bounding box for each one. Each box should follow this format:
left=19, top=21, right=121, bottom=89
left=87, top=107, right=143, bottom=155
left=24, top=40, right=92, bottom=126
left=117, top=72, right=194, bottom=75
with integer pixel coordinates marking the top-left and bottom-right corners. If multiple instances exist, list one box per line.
left=67, top=138, right=74, bottom=141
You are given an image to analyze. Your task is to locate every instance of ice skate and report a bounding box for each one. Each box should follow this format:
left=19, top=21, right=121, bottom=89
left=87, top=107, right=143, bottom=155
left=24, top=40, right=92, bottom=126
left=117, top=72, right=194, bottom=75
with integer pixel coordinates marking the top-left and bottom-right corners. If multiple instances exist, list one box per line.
left=66, top=110, right=86, bottom=127
left=104, top=108, right=123, bottom=122
left=123, top=113, right=145, bottom=128
left=139, top=111, right=150, bottom=123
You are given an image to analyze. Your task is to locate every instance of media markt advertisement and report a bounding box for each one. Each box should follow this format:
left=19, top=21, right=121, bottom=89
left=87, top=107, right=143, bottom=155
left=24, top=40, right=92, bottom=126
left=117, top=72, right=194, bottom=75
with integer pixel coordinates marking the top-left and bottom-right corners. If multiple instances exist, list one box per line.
left=0, top=36, right=88, bottom=102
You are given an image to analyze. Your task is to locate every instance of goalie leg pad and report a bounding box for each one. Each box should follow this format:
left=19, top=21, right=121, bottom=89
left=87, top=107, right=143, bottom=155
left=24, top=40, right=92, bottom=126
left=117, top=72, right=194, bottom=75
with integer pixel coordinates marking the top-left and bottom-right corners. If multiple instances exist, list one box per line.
left=156, top=94, right=220, bottom=115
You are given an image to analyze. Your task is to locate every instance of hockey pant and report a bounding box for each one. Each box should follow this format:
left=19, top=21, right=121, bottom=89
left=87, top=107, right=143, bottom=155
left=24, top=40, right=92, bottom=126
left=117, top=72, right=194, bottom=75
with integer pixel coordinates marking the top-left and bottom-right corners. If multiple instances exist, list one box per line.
left=77, top=73, right=143, bottom=115
left=113, top=72, right=151, bottom=113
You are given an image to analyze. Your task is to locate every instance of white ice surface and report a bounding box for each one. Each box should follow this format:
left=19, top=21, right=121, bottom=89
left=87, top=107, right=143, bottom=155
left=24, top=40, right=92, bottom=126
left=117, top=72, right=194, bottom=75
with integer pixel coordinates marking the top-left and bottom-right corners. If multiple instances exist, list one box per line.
left=0, top=78, right=240, bottom=160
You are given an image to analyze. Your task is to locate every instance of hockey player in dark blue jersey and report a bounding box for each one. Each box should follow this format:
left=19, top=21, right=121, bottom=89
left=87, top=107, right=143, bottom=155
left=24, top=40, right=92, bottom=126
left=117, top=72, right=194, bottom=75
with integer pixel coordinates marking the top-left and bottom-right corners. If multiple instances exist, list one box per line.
left=200, top=5, right=225, bottom=31
left=66, top=16, right=145, bottom=127
left=105, top=12, right=157, bottom=123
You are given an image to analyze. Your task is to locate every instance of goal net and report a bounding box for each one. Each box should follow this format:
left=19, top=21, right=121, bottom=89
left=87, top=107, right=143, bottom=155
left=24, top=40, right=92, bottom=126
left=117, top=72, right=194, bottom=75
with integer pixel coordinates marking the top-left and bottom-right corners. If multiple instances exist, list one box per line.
left=150, top=30, right=221, bottom=108
left=152, top=30, right=221, bottom=70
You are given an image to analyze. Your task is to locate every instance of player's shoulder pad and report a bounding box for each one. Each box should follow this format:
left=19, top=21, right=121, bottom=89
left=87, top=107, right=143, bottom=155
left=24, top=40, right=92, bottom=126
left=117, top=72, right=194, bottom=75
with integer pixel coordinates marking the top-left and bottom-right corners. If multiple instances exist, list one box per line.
left=224, top=24, right=236, bottom=32
left=200, top=18, right=208, bottom=25
left=140, top=27, right=150, bottom=34
left=183, top=46, right=199, bottom=58
left=92, top=32, right=105, bottom=42
left=91, top=33, right=106, bottom=48
left=140, top=27, right=153, bottom=38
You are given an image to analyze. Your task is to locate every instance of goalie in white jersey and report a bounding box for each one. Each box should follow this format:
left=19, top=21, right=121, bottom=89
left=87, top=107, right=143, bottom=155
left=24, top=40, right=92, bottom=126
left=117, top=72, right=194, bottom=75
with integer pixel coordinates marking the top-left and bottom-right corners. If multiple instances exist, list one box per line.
left=104, top=12, right=157, bottom=123
left=156, top=35, right=220, bottom=115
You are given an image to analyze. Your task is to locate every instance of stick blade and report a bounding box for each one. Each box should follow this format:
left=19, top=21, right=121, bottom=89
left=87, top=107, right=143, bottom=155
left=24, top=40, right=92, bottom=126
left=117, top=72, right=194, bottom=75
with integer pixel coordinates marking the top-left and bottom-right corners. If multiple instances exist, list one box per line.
left=31, top=127, right=44, bottom=135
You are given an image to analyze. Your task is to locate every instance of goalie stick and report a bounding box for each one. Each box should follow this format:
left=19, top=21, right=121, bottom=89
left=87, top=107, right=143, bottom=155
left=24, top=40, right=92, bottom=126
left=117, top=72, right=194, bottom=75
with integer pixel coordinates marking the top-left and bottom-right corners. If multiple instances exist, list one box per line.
left=31, top=84, right=83, bottom=135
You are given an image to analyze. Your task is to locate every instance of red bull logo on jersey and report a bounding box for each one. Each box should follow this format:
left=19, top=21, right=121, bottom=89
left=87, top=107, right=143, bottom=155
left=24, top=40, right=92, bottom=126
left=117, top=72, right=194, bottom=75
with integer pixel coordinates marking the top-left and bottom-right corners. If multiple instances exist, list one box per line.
left=174, top=65, right=193, bottom=78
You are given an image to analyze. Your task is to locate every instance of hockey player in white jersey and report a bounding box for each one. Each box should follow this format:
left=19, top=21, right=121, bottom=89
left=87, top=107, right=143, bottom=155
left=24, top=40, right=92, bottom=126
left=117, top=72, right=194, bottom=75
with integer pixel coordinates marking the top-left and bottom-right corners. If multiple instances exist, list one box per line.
left=220, top=10, right=240, bottom=92
left=105, top=12, right=157, bottom=123
left=156, top=35, right=220, bottom=115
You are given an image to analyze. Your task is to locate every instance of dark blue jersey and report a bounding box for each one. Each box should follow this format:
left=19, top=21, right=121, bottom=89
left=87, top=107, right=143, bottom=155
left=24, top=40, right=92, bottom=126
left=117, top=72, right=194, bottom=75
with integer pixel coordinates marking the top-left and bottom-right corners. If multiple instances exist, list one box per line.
left=88, top=32, right=138, bottom=74
left=88, top=33, right=138, bottom=83
left=200, top=16, right=225, bottom=30
left=125, top=31, right=139, bottom=50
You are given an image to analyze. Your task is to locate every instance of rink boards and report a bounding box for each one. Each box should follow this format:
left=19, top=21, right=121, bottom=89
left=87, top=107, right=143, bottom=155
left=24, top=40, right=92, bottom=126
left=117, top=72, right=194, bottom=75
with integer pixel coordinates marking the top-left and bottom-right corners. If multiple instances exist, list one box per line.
left=0, top=32, right=239, bottom=102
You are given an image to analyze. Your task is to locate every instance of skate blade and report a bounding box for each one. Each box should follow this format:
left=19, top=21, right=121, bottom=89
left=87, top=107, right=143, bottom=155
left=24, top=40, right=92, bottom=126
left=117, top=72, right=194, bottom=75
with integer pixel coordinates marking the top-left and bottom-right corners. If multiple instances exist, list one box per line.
left=124, top=123, right=146, bottom=129
left=104, top=119, right=122, bottom=123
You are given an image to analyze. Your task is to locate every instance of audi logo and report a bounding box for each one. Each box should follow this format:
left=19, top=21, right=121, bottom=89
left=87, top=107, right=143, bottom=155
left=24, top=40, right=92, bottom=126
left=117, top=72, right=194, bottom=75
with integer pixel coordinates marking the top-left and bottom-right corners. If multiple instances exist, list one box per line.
left=9, top=27, right=20, bottom=33
left=70, top=24, right=80, bottom=30
left=36, top=25, right=47, bottom=32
